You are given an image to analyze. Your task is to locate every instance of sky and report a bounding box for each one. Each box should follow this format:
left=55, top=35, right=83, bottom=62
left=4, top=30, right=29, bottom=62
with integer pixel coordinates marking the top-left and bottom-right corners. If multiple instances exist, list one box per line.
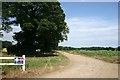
left=59, top=2, right=118, bottom=47
left=2, top=2, right=118, bottom=48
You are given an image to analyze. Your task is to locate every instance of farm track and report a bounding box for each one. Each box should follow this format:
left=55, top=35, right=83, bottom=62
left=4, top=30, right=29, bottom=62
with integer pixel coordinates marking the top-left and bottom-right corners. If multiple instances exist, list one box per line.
left=39, top=51, right=118, bottom=78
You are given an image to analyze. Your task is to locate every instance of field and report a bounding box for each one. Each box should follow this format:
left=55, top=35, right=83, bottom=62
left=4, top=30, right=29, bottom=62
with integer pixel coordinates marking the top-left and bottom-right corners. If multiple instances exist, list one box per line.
left=63, top=50, right=119, bottom=64
left=1, top=52, right=69, bottom=78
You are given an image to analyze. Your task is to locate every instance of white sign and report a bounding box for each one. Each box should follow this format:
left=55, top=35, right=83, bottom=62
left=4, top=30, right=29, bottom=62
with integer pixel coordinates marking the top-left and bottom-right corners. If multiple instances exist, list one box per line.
left=0, top=55, right=25, bottom=71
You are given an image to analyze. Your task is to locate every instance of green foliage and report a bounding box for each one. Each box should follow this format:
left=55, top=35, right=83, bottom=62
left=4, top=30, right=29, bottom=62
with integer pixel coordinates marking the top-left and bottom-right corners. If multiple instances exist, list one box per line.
left=1, top=40, right=12, bottom=48
left=7, top=45, right=21, bottom=55
left=57, top=46, right=117, bottom=51
left=2, top=2, right=69, bottom=54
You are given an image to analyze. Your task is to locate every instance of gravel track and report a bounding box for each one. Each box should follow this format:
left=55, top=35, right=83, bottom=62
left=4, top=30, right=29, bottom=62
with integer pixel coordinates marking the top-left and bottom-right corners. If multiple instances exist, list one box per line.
left=39, top=51, right=118, bottom=78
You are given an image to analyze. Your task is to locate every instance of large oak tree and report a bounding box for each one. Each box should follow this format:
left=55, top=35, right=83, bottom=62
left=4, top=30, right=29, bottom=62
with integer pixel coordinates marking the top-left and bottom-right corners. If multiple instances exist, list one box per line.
left=2, top=2, right=69, bottom=54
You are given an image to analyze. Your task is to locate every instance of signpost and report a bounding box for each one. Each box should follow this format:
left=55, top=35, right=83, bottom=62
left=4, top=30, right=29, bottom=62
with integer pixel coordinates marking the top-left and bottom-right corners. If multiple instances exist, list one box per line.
left=0, top=55, right=25, bottom=71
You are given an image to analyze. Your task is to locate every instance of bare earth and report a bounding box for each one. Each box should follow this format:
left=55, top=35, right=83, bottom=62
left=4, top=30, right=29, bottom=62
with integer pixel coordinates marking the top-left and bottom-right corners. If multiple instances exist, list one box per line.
left=39, top=51, right=118, bottom=78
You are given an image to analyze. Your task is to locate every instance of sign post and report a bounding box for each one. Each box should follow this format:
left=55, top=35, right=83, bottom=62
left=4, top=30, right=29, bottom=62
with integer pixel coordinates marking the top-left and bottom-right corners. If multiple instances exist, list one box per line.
left=22, top=55, right=25, bottom=71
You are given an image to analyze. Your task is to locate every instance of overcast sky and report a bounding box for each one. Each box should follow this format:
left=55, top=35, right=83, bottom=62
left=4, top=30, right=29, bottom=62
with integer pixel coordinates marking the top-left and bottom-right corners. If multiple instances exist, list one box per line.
left=2, top=2, right=118, bottom=48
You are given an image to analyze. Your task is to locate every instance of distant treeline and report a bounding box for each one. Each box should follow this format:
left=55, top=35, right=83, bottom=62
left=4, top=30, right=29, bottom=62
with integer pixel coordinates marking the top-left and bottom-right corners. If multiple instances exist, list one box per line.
left=1, top=40, right=120, bottom=53
left=56, top=46, right=120, bottom=51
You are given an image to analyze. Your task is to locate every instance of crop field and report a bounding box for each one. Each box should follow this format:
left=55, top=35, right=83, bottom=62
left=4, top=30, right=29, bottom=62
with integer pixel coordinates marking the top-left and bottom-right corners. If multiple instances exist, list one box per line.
left=63, top=50, right=119, bottom=64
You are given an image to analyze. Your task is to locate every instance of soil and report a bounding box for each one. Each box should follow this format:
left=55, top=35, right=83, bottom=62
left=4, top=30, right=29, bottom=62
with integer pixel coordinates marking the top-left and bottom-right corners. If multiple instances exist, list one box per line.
left=38, top=51, right=118, bottom=78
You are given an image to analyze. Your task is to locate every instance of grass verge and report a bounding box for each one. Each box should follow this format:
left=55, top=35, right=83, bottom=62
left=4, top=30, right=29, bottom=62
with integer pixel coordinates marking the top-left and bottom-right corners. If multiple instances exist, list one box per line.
left=1, top=51, right=69, bottom=78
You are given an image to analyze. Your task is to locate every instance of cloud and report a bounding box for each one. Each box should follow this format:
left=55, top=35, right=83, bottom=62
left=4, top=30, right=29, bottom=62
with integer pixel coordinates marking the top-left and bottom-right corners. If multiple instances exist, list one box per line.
left=2, top=25, right=21, bottom=42
left=11, top=25, right=21, bottom=32
left=59, top=17, right=118, bottom=47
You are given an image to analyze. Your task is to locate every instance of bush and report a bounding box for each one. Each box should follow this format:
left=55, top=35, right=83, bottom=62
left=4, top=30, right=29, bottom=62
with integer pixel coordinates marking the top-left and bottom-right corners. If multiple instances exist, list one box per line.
left=7, top=45, right=20, bottom=55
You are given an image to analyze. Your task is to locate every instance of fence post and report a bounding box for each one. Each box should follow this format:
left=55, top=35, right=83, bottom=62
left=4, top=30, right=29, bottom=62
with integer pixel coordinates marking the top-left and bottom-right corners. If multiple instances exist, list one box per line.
left=22, top=55, right=25, bottom=71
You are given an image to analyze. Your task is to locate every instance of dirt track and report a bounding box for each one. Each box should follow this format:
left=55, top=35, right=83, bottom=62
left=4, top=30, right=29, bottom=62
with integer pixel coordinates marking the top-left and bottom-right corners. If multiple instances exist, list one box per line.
left=39, top=51, right=118, bottom=78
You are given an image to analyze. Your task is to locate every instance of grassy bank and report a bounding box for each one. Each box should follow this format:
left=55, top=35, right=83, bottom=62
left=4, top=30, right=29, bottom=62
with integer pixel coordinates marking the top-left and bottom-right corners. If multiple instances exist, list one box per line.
left=63, top=50, right=119, bottom=64
left=1, top=51, right=69, bottom=78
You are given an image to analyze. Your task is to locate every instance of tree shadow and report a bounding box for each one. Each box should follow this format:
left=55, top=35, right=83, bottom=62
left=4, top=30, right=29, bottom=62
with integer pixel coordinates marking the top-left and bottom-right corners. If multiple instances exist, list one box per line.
left=10, top=51, right=59, bottom=57
left=25, top=52, right=59, bottom=57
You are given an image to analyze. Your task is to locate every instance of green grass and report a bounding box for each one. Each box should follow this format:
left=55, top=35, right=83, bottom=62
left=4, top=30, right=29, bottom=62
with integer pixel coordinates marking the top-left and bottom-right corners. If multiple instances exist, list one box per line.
left=63, top=50, right=119, bottom=64
left=25, top=55, right=68, bottom=69
left=1, top=52, right=69, bottom=71
left=1, top=52, right=69, bottom=78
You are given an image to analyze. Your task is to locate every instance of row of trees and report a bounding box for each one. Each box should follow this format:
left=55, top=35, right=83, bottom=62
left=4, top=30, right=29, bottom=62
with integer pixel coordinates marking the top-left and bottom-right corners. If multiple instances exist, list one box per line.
left=56, top=46, right=120, bottom=51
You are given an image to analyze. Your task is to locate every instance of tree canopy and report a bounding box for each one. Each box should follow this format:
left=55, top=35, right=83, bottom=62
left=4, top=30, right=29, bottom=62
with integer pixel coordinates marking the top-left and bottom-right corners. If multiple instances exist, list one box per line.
left=2, top=2, right=69, bottom=54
